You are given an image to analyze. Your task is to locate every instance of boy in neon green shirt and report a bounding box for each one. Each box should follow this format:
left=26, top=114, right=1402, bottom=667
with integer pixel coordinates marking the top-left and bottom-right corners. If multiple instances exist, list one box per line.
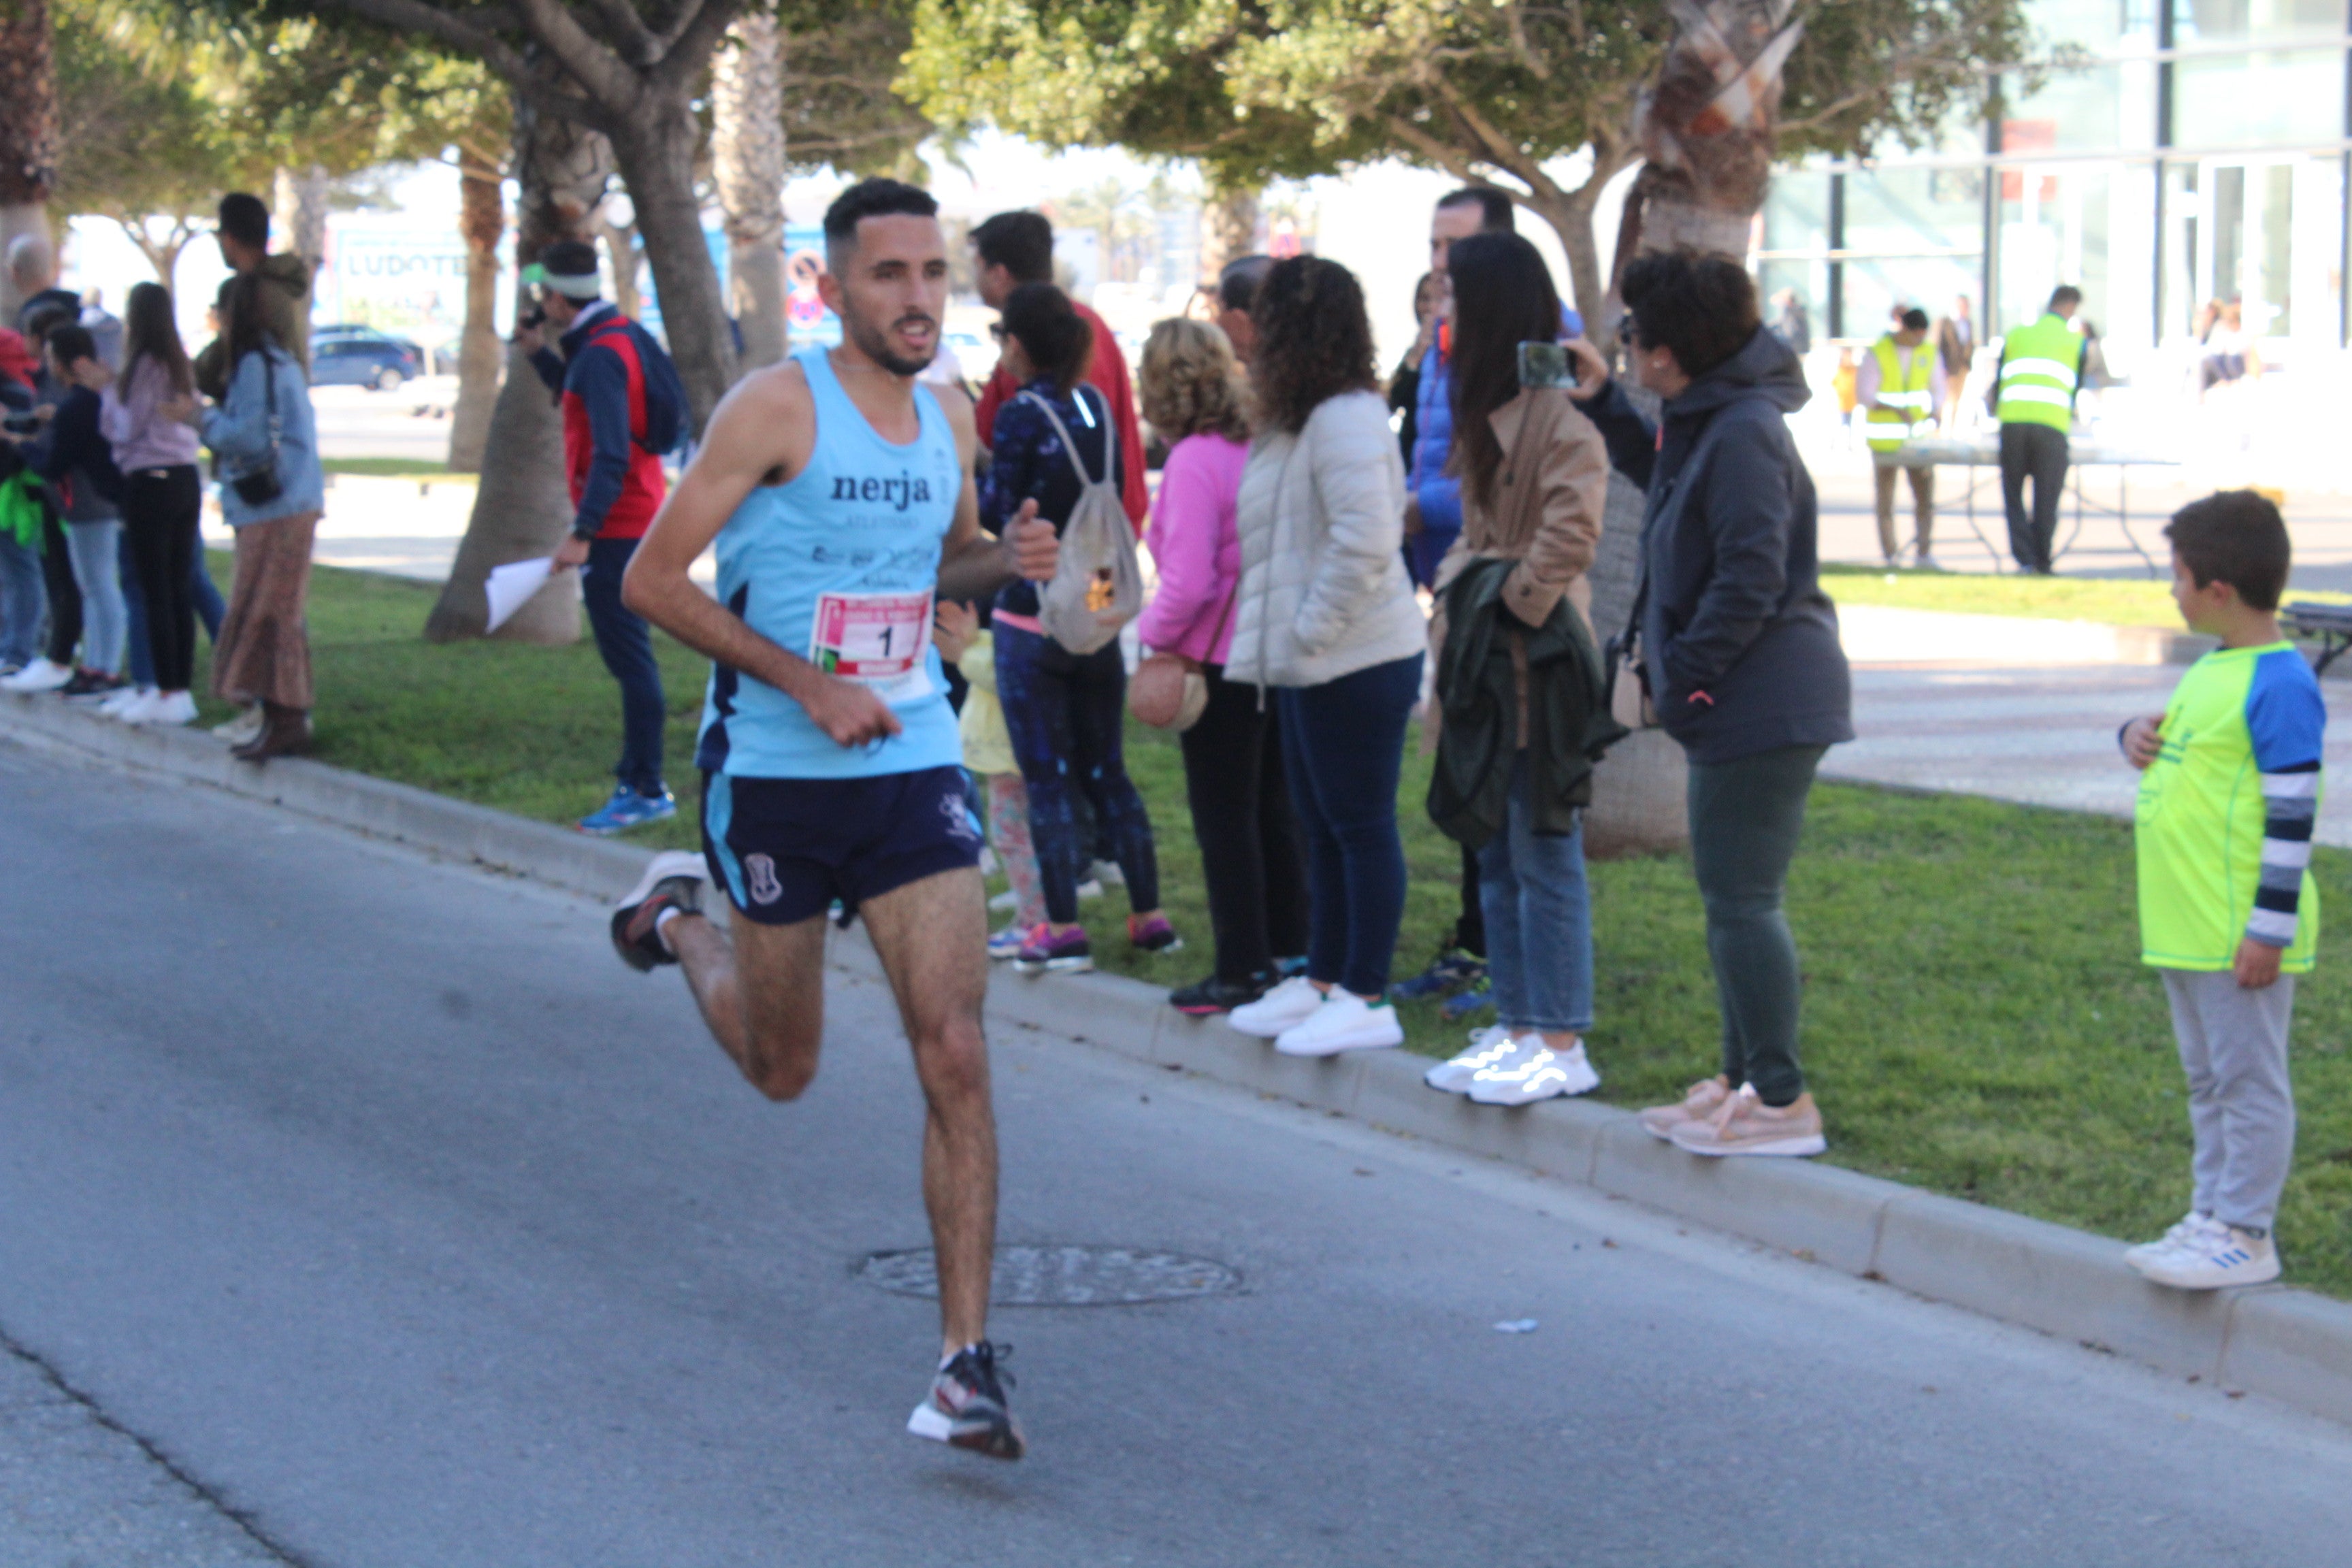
left=2119, top=491, right=2323, bottom=1290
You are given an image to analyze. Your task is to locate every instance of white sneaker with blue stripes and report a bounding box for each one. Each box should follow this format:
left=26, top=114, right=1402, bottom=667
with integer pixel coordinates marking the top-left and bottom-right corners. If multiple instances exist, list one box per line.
left=2132, top=1222, right=2280, bottom=1290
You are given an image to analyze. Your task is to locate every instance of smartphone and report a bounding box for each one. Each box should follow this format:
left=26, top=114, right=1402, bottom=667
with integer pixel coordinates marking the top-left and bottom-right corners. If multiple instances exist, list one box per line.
left=1518, top=340, right=1576, bottom=390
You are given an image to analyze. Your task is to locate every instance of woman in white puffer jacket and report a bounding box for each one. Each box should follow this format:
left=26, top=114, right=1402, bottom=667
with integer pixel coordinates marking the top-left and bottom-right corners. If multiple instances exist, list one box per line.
left=1223, top=257, right=1428, bottom=1059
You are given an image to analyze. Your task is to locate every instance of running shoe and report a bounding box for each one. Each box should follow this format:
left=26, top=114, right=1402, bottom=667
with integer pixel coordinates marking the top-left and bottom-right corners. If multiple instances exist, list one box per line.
left=1423, top=1025, right=1515, bottom=1093
left=121, top=689, right=197, bottom=726
left=579, top=785, right=679, bottom=836
left=1637, top=1075, right=1732, bottom=1141
left=1275, top=992, right=1405, bottom=1057
left=1668, top=1085, right=1827, bottom=1158
left=908, top=1341, right=1025, bottom=1460
left=1075, top=877, right=1105, bottom=902
left=1088, top=859, right=1126, bottom=888
left=1467, top=1039, right=1600, bottom=1105
left=57, top=669, right=125, bottom=700
left=987, top=887, right=1022, bottom=912
left=1169, top=973, right=1269, bottom=1016
left=1227, top=975, right=1324, bottom=1038
left=1390, top=946, right=1488, bottom=1002
left=97, top=684, right=152, bottom=718
left=0, top=658, right=73, bottom=693
left=987, top=926, right=1029, bottom=961
left=1128, top=913, right=1183, bottom=953
left=1012, top=925, right=1092, bottom=974
left=610, top=850, right=709, bottom=972
left=2133, top=1224, right=2280, bottom=1290
left=2123, top=1211, right=2225, bottom=1271
left=1441, top=983, right=1495, bottom=1022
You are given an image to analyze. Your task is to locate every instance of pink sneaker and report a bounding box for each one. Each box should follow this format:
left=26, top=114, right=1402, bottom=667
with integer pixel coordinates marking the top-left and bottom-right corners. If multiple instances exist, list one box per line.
left=1128, top=913, right=1183, bottom=953
left=1013, top=925, right=1092, bottom=975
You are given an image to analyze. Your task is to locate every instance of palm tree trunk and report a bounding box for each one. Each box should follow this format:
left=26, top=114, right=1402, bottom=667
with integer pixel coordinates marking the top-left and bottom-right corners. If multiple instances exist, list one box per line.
left=0, top=0, right=59, bottom=323
left=446, top=151, right=505, bottom=474
left=272, top=163, right=332, bottom=280
left=424, top=92, right=612, bottom=644
left=609, top=94, right=737, bottom=429
left=713, top=3, right=786, bottom=368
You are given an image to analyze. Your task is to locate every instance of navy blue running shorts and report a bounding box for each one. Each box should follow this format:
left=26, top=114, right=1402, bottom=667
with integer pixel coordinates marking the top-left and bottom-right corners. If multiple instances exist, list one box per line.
left=701, top=766, right=984, bottom=926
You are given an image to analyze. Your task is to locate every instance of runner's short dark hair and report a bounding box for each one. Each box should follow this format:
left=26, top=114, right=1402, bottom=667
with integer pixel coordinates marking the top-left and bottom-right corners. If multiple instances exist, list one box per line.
left=824, top=178, right=941, bottom=267
left=218, top=193, right=270, bottom=250
left=971, top=210, right=1054, bottom=283
left=2167, top=490, right=2291, bottom=611
left=1437, top=186, right=1516, bottom=233
left=1618, top=249, right=1760, bottom=378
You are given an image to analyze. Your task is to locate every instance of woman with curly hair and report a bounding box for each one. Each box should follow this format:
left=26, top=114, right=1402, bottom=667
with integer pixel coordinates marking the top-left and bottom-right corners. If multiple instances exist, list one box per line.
left=1222, top=257, right=1426, bottom=1057
left=1134, top=317, right=1310, bottom=1016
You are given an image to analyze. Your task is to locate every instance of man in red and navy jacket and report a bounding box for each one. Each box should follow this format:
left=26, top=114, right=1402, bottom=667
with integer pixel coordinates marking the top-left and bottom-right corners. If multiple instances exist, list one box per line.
left=517, top=239, right=679, bottom=835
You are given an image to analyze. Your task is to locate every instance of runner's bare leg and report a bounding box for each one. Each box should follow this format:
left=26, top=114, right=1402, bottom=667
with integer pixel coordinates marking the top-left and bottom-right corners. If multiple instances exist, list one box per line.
left=861, top=865, right=996, bottom=1357
left=666, top=912, right=828, bottom=1100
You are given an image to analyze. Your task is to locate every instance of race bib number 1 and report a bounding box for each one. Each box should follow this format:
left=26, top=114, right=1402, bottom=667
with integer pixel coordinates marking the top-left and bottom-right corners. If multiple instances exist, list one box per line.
left=811, top=589, right=936, bottom=705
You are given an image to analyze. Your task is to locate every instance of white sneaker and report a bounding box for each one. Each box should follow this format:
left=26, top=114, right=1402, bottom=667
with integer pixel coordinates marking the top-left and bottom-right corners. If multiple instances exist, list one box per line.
left=1467, top=1039, right=1601, bottom=1105
left=98, top=684, right=154, bottom=717
left=1914, top=552, right=1944, bottom=572
left=212, top=704, right=264, bottom=744
left=987, top=887, right=1020, bottom=911
left=1226, top=975, right=1324, bottom=1039
left=2134, top=1224, right=2281, bottom=1290
left=1424, top=1025, right=1516, bottom=1093
left=128, top=690, right=198, bottom=727
left=0, top=657, right=73, bottom=693
left=2124, top=1211, right=2225, bottom=1271
left=1089, top=859, right=1126, bottom=888
left=1274, top=992, right=1405, bottom=1057
left=1075, top=878, right=1105, bottom=901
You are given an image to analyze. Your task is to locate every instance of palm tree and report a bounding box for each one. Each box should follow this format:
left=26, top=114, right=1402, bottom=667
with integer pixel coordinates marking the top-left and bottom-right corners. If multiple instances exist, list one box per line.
left=713, top=1, right=787, bottom=368
left=0, top=0, right=60, bottom=322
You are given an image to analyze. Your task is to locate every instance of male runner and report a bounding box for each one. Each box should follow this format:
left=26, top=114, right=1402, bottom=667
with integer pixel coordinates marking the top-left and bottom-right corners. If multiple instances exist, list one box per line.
left=607, top=178, right=1058, bottom=1460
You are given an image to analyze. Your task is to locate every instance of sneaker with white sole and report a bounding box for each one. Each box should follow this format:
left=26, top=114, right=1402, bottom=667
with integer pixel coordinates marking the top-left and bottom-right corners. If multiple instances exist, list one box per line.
left=212, top=705, right=265, bottom=744
left=2134, top=1224, right=2281, bottom=1290
left=1668, top=1083, right=1827, bottom=1157
left=987, top=887, right=1021, bottom=912
left=1274, top=992, right=1405, bottom=1056
left=609, top=850, right=710, bottom=972
left=1226, top=975, right=1324, bottom=1038
left=1467, top=1038, right=1601, bottom=1105
left=1424, top=1025, right=1514, bottom=1093
left=907, top=1341, right=1024, bottom=1460
left=98, top=684, right=153, bottom=718
left=123, top=689, right=197, bottom=726
left=2124, top=1211, right=2225, bottom=1272
left=1637, top=1075, right=1733, bottom=1141
left=0, top=658, right=74, bottom=693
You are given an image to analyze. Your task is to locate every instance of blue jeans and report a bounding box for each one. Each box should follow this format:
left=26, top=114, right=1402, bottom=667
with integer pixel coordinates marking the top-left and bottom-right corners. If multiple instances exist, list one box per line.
left=67, top=521, right=126, bottom=675
left=0, top=533, right=41, bottom=668
left=581, top=535, right=666, bottom=797
left=993, top=620, right=1161, bottom=924
left=1277, top=651, right=1422, bottom=996
left=119, top=532, right=214, bottom=687
left=1477, top=755, right=1595, bottom=1035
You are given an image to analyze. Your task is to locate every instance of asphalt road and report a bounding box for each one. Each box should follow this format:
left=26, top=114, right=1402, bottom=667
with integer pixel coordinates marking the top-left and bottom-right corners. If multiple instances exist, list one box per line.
left=5, top=738, right=2352, bottom=1567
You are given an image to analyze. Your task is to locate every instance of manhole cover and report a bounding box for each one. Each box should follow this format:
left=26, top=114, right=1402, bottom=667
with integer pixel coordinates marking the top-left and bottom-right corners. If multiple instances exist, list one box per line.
left=858, top=1245, right=1241, bottom=1305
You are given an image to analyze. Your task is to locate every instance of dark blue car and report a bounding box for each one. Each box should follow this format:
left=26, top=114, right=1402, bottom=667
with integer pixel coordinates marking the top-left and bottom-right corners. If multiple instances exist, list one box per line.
left=309, top=331, right=422, bottom=391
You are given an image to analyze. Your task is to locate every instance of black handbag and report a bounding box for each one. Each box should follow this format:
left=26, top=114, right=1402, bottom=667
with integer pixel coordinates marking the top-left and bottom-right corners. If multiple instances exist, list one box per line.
left=228, top=350, right=284, bottom=506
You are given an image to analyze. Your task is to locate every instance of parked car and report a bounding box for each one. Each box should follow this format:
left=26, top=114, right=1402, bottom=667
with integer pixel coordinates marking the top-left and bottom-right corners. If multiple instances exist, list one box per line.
left=310, top=333, right=421, bottom=391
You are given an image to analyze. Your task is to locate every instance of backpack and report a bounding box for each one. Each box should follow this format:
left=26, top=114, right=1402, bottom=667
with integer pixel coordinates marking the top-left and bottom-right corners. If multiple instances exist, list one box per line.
left=1021, top=388, right=1141, bottom=655
left=589, top=319, right=688, bottom=456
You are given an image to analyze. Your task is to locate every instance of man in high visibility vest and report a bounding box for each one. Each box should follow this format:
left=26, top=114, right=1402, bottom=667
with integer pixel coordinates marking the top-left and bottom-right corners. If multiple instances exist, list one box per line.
left=1859, top=306, right=1944, bottom=567
left=1993, top=284, right=2085, bottom=574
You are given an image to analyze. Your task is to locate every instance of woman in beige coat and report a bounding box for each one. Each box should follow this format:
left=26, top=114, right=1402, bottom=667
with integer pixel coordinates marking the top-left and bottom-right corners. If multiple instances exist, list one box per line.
left=1421, top=231, right=1611, bottom=1108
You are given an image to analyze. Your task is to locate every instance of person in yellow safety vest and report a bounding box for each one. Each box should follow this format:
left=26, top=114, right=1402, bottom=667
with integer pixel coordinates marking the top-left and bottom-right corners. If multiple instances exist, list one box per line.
left=1992, top=284, right=2085, bottom=574
left=1859, top=306, right=1945, bottom=568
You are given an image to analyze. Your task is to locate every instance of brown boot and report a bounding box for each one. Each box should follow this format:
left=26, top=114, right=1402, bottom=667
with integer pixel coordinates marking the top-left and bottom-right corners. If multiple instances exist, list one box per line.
left=231, top=703, right=312, bottom=762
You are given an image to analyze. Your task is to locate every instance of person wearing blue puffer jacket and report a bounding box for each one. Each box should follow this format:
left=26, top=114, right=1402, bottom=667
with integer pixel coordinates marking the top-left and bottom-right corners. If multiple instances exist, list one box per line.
left=1394, top=186, right=1583, bottom=1011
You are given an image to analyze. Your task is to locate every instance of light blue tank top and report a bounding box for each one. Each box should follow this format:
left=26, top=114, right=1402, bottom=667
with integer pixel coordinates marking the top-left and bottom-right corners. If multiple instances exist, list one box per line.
left=696, top=346, right=964, bottom=779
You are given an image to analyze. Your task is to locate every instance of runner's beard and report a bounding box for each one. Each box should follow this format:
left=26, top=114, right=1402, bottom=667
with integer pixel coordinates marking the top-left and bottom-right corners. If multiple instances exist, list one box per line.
left=847, top=308, right=935, bottom=378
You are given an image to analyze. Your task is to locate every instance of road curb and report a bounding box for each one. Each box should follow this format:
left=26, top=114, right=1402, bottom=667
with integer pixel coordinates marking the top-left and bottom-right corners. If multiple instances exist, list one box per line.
left=12, top=687, right=2352, bottom=1428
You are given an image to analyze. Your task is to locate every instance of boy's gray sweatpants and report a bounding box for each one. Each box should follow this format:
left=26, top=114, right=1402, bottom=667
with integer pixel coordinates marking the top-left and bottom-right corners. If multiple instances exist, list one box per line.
left=2161, top=968, right=2298, bottom=1232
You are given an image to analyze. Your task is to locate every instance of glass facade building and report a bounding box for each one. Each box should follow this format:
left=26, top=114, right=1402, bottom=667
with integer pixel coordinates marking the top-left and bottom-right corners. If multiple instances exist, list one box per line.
left=1759, top=0, right=2352, bottom=365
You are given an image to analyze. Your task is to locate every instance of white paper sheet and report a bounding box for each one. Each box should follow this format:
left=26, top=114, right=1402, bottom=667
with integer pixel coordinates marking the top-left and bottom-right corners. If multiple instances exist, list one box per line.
left=484, top=557, right=556, bottom=634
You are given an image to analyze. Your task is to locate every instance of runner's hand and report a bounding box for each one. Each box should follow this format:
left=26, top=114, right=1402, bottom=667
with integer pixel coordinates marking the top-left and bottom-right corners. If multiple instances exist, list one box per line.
left=1007, top=499, right=1058, bottom=581
left=804, top=674, right=903, bottom=748
left=2121, top=715, right=2162, bottom=770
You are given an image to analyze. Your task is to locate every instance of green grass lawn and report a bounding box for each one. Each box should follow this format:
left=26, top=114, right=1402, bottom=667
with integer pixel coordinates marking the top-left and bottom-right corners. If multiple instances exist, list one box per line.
left=238, top=555, right=2352, bottom=1296
left=1823, top=562, right=2350, bottom=626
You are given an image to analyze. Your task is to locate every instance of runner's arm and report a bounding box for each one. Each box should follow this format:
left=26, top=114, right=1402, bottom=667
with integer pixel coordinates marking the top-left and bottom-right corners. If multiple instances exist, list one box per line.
left=623, top=365, right=902, bottom=747
left=934, top=389, right=1058, bottom=604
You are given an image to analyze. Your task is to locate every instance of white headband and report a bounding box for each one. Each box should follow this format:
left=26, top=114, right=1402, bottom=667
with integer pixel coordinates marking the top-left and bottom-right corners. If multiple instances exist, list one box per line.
left=542, top=271, right=601, bottom=299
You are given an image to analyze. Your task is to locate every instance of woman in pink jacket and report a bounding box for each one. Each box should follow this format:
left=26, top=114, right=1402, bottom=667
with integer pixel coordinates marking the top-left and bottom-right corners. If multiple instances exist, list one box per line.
left=1134, top=318, right=1309, bottom=1016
